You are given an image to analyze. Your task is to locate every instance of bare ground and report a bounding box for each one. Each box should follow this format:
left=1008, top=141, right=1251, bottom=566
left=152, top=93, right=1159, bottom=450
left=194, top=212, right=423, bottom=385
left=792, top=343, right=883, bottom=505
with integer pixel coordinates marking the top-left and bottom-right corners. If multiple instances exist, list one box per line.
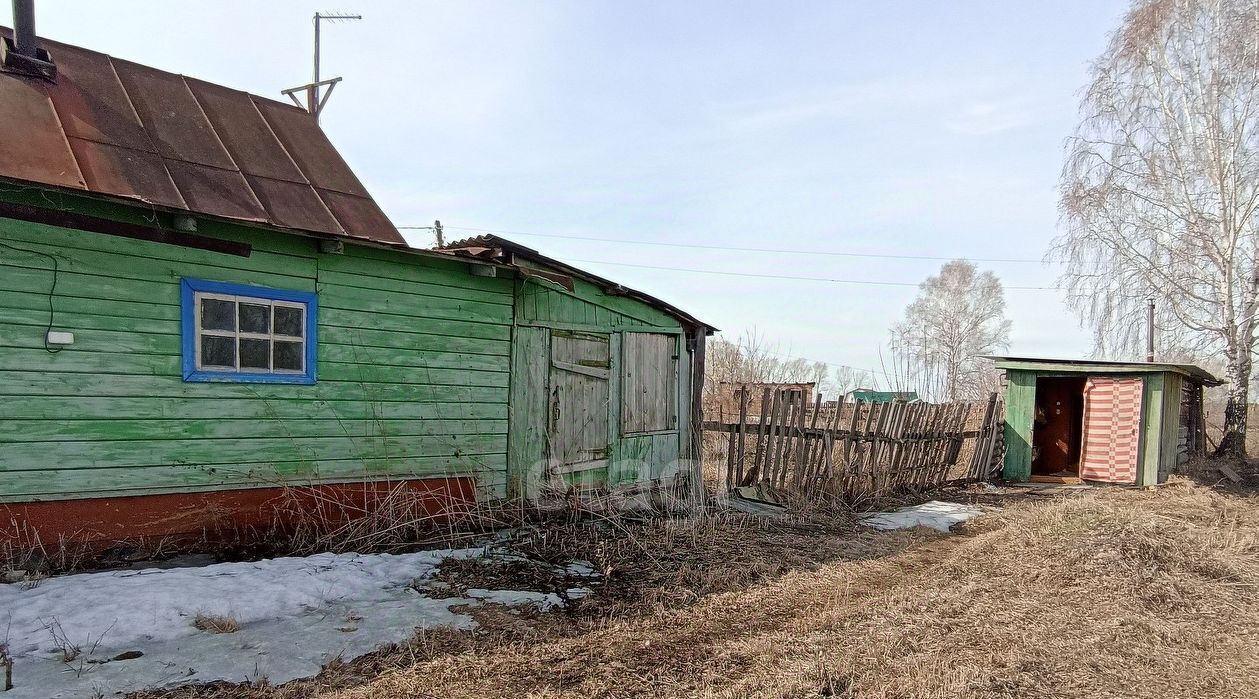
left=135, top=478, right=1259, bottom=699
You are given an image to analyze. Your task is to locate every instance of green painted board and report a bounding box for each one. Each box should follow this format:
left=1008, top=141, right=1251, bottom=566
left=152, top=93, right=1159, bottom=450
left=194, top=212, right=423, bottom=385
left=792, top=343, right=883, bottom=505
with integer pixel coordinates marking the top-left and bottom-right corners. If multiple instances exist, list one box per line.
left=1002, top=370, right=1037, bottom=481
left=0, top=396, right=508, bottom=422
left=507, top=326, right=549, bottom=498
left=1157, top=372, right=1183, bottom=482
left=516, top=277, right=682, bottom=330
left=1138, top=373, right=1163, bottom=486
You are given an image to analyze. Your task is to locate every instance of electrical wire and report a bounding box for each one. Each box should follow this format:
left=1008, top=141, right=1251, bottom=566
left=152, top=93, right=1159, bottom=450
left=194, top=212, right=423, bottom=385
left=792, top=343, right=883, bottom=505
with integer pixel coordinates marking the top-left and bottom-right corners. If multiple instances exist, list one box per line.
left=0, top=241, right=62, bottom=353
left=558, top=257, right=1057, bottom=291
left=397, top=224, right=1050, bottom=264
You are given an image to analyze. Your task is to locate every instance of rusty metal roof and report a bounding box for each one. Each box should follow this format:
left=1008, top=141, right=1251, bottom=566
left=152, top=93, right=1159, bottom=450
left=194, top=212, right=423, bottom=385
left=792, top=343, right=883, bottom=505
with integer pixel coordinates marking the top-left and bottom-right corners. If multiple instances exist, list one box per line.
left=439, top=234, right=716, bottom=331
left=0, top=28, right=403, bottom=245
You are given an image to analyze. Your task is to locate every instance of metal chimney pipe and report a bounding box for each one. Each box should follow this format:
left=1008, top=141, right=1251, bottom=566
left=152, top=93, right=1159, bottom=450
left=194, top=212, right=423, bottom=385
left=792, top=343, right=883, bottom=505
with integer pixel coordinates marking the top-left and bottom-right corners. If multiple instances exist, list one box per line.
left=1146, top=297, right=1156, bottom=362
left=12, top=0, right=37, bottom=58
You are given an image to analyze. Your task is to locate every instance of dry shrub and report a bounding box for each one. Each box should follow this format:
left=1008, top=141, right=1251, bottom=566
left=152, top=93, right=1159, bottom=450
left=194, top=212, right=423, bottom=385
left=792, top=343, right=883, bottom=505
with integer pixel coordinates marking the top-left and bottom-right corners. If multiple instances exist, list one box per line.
left=192, top=614, right=241, bottom=635
left=269, top=480, right=531, bottom=555
left=1, top=518, right=93, bottom=577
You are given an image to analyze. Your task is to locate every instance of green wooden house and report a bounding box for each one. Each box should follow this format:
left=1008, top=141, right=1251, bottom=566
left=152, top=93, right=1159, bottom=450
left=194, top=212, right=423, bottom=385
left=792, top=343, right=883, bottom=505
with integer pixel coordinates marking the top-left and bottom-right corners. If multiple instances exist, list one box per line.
left=988, top=357, right=1220, bottom=486
left=0, top=31, right=711, bottom=543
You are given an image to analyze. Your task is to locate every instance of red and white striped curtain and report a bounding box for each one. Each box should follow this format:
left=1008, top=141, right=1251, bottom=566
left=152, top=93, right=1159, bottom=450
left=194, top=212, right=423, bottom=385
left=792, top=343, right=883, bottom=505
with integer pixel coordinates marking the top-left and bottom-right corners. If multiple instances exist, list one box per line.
left=1079, top=377, right=1143, bottom=485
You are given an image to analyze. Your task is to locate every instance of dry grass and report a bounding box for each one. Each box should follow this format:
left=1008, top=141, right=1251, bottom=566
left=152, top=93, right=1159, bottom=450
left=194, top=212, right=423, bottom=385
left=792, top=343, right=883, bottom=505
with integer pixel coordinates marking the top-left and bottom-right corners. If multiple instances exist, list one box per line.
left=0, top=517, right=94, bottom=577
left=127, top=509, right=892, bottom=699
left=319, top=480, right=1258, bottom=699
left=192, top=614, right=241, bottom=635
left=126, top=479, right=1259, bottom=698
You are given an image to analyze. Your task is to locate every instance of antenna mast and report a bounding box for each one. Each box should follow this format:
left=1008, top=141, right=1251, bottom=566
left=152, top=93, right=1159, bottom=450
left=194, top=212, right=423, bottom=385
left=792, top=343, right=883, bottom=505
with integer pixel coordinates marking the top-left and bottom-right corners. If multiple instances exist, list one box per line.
left=281, top=11, right=361, bottom=122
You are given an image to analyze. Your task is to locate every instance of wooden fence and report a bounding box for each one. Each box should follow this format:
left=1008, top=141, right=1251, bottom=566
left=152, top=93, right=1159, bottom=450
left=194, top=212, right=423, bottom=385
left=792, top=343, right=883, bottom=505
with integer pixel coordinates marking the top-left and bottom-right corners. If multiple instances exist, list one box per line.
left=703, top=389, right=1003, bottom=500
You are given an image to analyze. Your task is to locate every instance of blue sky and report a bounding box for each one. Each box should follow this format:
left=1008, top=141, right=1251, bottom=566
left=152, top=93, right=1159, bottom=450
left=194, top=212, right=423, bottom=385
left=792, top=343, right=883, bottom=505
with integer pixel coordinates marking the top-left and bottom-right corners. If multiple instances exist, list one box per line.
left=12, top=1, right=1131, bottom=384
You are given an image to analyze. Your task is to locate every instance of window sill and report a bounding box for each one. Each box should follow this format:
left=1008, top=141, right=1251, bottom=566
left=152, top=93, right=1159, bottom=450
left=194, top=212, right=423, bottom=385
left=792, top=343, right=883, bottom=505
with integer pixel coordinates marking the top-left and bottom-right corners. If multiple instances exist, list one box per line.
left=183, top=369, right=316, bottom=385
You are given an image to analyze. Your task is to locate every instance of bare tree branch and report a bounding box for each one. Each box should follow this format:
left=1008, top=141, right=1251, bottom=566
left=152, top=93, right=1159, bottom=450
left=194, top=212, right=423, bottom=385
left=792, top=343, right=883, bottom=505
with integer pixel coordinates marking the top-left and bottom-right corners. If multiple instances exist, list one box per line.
left=1051, top=0, right=1259, bottom=455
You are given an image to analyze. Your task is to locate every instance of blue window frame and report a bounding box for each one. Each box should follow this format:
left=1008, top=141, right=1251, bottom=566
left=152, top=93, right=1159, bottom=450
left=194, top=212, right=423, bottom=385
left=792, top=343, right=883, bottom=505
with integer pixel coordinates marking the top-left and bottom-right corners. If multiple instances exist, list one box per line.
left=180, top=278, right=317, bottom=384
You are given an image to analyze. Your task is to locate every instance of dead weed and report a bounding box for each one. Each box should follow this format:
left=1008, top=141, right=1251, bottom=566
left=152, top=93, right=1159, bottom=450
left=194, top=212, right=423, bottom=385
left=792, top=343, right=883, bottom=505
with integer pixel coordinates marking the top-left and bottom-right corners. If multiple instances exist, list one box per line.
left=126, top=481, right=1259, bottom=699
left=320, top=481, right=1259, bottom=699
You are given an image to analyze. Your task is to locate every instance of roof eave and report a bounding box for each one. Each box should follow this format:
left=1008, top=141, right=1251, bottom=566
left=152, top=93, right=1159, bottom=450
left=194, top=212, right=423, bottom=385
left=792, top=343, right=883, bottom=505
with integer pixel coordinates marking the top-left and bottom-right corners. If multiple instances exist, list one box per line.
left=983, top=355, right=1223, bottom=386
left=438, top=234, right=717, bottom=333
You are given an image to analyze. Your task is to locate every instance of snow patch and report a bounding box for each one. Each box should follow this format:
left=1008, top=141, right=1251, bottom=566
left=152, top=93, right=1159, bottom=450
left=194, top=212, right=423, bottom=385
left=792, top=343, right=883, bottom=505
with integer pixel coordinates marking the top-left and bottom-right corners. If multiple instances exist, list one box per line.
left=465, top=588, right=565, bottom=611
left=859, top=500, right=985, bottom=532
left=563, top=560, right=600, bottom=577
left=0, top=547, right=583, bottom=698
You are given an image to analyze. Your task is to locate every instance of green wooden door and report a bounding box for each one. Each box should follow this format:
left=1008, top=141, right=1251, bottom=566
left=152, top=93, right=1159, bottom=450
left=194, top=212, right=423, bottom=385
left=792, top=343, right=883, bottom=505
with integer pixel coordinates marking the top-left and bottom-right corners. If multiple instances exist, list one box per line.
left=548, top=330, right=611, bottom=489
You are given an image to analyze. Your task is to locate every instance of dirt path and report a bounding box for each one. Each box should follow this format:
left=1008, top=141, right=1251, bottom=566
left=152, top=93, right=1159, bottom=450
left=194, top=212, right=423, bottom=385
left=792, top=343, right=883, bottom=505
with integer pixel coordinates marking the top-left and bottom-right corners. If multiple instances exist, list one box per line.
left=323, top=483, right=1259, bottom=699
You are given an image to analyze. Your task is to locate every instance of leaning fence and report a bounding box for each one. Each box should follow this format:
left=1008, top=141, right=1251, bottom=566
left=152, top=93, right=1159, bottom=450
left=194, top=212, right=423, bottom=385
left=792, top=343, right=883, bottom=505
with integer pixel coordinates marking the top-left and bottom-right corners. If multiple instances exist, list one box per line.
left=703, top=389, right=1003, bottom=501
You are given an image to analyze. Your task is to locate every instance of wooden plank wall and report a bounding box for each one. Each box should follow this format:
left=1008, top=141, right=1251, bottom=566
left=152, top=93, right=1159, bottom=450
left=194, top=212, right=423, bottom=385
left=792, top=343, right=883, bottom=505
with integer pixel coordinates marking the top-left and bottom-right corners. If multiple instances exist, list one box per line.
left=0, top=212, right=517, bottom=502
left=507, top=278, right=689, bottom=497
left=549, top=331, right=612, bottom=468
left=621, top=332, right=678, bottom=434
left=516, top=275, right=682, bottom=330
left=507, top=326, right=549, bottom=498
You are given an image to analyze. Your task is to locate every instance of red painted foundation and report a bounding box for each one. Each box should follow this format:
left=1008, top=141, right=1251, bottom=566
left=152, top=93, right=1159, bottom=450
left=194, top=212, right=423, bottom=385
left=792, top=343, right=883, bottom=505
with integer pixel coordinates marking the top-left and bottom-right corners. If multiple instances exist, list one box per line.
left=0, top=478, right=477, bottom=547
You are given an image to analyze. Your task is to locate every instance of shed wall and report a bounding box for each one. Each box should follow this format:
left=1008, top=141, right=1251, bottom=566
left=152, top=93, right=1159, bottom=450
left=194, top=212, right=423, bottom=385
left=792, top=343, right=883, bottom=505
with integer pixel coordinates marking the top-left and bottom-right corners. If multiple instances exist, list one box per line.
left=0, top=208, right=516, bottom=502
left=507, top=278, right=690, bottom=497
left=1001, top=367, right=1187, bottom=485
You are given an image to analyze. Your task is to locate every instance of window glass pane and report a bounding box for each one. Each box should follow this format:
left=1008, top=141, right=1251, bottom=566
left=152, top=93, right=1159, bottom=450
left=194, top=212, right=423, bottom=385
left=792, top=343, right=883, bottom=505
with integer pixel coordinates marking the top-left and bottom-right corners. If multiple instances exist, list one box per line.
left=239, top=302, right=270, bottom=334
left=200, top=298, right=235, bottom=331
left=273, top=340, right=303, bottom=371
left=273, top=305, right=304, bottom=337
left=201, top=335, right=235, bottom=368
left=240, top=338, right=271, bottom=369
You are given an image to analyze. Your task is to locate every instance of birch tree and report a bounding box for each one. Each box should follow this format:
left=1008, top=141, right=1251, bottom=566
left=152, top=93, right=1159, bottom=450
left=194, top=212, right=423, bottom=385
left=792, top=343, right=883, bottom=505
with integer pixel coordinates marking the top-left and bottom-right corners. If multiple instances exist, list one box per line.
left=1052, top=0, right=1259, bottom=455
left=889, top=260, right=1011, bottom=402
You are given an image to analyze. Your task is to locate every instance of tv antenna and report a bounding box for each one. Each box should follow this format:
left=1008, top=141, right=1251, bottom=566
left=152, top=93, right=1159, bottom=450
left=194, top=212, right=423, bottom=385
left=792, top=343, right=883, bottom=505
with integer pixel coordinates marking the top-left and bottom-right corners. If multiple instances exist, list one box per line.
left=281, top=11, right=362, bottom=122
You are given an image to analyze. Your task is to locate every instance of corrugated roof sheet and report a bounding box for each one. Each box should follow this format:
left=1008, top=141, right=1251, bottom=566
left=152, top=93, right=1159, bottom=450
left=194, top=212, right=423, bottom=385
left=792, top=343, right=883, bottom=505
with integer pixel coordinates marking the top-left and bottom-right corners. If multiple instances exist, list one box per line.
left=0, top=27, right=403, bottom=245
left=983, top=356, right=1223, bottom=386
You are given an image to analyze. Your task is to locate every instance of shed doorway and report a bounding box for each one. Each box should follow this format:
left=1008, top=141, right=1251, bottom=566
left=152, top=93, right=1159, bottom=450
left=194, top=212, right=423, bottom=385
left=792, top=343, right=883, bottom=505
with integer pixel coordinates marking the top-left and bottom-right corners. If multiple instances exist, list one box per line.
left=1031, top=376, right=1086, bottom=478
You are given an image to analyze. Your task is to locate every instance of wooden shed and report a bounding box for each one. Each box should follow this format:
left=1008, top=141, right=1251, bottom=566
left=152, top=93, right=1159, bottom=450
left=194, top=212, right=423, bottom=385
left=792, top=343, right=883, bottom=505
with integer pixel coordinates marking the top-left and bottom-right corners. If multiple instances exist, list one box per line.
left=437, top=236, right=713, bottom=502
left=0, top=32, right=711, bottom=544
left=988, top=357, right=1221, bottom=486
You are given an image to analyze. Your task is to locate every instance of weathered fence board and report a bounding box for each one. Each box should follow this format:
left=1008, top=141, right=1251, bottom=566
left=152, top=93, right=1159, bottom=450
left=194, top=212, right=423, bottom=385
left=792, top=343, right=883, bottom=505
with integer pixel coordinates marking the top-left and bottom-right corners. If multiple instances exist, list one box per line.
left=705, top=391, right=1003, bottom=500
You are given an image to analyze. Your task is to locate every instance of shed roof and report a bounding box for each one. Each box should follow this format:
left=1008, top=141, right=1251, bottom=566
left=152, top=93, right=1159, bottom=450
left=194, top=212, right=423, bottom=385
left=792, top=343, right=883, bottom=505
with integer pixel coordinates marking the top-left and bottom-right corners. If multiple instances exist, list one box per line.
left=0, top=27, right=403, bottom=246
left=984, top=356, right=1223, bottom=386
left=438, top=234, right=715, bottom=332
left=851, top=389, right=921, bottom=403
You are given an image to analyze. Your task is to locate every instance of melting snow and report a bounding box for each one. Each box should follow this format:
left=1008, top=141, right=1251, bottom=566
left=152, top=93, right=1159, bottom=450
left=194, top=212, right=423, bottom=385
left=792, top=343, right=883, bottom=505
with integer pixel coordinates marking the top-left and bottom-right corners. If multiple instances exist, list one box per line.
left=0, top=547, right=585, bottom=698
left=859, top=500, right=985, bottom=532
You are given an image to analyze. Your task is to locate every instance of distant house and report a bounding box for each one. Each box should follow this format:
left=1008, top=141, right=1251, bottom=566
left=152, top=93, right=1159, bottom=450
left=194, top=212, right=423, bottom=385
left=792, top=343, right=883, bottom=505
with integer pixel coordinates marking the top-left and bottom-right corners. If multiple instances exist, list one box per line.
left=713, top=382, right=815, bottom=421
left=0, top=28, right=711, bottom=544
left=988, top=357, right=1220, bottom=486
left=849, top=389, right=919, bottom=404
